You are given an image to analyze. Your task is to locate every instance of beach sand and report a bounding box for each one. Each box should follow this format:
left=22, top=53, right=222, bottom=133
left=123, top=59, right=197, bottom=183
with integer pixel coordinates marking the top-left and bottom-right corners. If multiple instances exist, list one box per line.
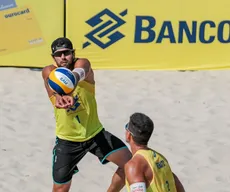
left=0, top=68, right=229, bottom=191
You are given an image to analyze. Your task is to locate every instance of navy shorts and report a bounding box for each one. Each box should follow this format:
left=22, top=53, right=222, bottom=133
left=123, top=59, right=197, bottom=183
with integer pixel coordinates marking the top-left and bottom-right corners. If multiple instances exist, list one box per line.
left=52, top=129, right=128, bottom=184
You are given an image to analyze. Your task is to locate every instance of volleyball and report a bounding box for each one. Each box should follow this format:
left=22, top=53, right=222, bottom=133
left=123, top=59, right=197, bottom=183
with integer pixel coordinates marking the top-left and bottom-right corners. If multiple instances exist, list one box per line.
left=48, top=67, right=77, bottom=95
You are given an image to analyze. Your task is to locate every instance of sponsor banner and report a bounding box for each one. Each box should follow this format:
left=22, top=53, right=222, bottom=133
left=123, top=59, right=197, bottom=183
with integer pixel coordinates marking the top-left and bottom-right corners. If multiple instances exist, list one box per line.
left=0, top=0, right=64, bottom=68
left=66, top=0, right=230, bottom=70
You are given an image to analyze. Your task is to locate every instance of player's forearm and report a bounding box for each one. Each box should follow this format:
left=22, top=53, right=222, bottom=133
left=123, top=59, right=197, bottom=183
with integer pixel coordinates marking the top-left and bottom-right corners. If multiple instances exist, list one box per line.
left=44, top=80, right=55, bottom=97
left=44, top=78, right=63, bottom=98
left=42, top=66, right=61, bottom=97
left=72, top=58, right=91, bottom=82
left=72, top=68, right=86, bottom=82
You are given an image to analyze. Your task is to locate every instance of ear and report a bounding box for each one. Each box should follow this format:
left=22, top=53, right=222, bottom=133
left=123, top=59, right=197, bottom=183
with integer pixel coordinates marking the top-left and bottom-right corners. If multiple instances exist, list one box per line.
left=127, top=131, right=132, bottom=141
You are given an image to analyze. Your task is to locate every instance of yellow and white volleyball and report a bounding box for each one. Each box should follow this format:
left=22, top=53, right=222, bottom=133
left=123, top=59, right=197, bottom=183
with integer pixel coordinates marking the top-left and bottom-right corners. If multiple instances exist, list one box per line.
left=48, top=67, right=77, bottom=95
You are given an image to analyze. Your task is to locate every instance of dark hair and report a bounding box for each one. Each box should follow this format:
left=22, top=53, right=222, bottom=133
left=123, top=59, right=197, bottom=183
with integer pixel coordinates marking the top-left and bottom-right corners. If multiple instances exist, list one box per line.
left=128, top=112, right=154, bottom=145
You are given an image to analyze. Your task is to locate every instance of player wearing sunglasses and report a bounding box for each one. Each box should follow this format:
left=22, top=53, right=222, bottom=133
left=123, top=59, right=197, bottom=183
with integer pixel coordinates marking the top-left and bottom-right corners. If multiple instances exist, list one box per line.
left=124, top=112, right=185, bottom=192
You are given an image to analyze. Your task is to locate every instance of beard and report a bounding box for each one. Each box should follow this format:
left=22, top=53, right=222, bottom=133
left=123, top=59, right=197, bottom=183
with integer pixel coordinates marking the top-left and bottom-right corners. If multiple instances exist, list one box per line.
left=57, top=60, right=70, bottom=67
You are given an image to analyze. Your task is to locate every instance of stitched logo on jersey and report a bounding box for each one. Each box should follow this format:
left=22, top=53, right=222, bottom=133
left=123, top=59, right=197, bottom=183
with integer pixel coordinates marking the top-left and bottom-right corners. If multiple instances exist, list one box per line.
left=156, top=160, right=166, bottom=169
left=66, top=95, right=84, bottom=114
left=83, top=8, right=127, bottom=49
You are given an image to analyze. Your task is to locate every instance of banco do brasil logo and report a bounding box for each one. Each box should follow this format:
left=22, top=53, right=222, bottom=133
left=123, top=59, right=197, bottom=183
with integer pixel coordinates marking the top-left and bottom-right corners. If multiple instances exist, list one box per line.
left=83, top=8, right=230, bottom=49
left=83, top=8, right=127, bottom=49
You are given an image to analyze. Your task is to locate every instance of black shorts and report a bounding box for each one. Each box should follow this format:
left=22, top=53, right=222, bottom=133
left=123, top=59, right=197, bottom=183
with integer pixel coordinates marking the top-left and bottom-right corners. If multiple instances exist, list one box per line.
left=52, top=129, right=128, bottom=184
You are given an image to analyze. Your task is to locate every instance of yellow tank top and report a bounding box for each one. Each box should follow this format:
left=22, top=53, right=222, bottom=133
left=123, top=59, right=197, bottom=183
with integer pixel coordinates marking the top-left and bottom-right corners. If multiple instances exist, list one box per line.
left=49, top=81, right=103, bottom=142
left=126, top=149, right=177, bottom=192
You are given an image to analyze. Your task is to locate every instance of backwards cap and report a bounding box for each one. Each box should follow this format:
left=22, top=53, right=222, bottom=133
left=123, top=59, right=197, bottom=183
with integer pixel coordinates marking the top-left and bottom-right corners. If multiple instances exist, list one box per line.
left=51, top=37, right=73, bottom=54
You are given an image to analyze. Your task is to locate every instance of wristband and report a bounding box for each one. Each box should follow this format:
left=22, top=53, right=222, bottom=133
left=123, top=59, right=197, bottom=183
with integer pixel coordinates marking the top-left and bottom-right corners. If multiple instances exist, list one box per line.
left=130, top=182, right=147, bottom=192
left=72, top=68, right=85, bottom=81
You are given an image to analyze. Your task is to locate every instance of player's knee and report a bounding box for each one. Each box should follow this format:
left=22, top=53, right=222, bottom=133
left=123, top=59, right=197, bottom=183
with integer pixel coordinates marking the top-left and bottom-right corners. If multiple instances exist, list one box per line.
left=53, top=171, right=72, bottom=192
left=117, top=166, right=125, bottom=177
left=53, top=182, right=71, bottom=192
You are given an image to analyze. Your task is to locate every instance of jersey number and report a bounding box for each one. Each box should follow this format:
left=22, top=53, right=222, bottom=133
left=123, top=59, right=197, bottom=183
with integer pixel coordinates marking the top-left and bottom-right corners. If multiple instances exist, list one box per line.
left=66, top=96, right=81, bottom=123
left=76, top=115, right=80, bottom=123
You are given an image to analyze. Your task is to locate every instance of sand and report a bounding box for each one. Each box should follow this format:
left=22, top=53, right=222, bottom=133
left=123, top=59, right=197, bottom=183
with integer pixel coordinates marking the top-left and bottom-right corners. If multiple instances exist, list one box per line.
left=0, top=68, right=229, bottom=192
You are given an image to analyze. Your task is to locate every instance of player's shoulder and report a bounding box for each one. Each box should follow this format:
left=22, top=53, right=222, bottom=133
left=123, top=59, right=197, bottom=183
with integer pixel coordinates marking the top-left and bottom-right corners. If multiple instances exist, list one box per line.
left=125, top=155, right=144, bottom=174
left=42, top=64, right=55, bottom=71
left=75, top=58, right=91, bottom=66
left=43, top=64, right=56, bottom=70
left=74, top=58, right=94, bottom=77
left=76, top=57, right=90, bottom=62
left=42, top=64, right=56, bottom=79
left=125, top=156, right=147, bottom=183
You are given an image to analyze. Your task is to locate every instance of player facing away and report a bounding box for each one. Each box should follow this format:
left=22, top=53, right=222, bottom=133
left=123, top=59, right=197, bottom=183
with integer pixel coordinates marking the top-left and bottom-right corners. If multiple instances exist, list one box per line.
left=124, top=112, right=185, bottom=192
left=42, top=37, right=132, bottom=192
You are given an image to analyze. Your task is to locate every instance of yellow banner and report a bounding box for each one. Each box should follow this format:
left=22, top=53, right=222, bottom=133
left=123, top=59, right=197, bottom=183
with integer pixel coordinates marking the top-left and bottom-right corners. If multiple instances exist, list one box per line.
left=66, top=0, right=230, bottom=70
left=0, top=0, right=64, bottom=68
left=0, top=6, right=44, bottom=56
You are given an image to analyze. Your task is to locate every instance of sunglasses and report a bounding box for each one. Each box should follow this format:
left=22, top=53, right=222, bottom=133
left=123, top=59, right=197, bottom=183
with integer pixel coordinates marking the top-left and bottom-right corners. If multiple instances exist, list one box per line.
left=52, top=50, right=73, bottom=57
left=125, top=123, right=136, bottom=136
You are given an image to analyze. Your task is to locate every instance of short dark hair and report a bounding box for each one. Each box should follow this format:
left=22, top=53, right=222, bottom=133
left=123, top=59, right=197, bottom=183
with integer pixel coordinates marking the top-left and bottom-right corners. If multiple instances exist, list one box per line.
left=128, top=112, right=154, bottom=145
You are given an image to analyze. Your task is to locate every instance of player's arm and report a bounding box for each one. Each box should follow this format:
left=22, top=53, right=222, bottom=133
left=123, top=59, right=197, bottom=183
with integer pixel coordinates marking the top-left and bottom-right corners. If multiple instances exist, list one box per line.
left=42, top=65, right=57, bottom=98
left=125, top=160, right=147, bottom=192
left=173, top=172, right=185, bottom=192
left=42, top=66, right=72, bottom=108
left=72, top=58, right=94, bottom=84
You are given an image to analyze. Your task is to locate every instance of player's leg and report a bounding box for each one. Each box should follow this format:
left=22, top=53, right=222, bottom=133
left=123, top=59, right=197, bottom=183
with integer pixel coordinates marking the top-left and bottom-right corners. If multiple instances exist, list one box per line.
left=52, top=137, right=87, bottom=192
left=89, top=129, right=132, bottom=192
left=106, top=147, right=132, bottom=192
left=52, top=181, right=72, bottom=192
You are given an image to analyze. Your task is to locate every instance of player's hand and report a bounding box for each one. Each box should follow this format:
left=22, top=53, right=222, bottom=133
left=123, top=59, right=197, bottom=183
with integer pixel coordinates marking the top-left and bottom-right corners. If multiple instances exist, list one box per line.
left=55, top=95, right=74, bottom=109
left=62, top=95, right=74, bottom=107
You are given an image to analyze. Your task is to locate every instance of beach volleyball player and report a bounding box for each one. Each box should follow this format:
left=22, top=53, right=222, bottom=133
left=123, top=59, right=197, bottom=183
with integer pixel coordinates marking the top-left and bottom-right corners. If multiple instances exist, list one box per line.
left=124, top=112, right=185, bottom=192
left=42, top=37, right=132, bottom=192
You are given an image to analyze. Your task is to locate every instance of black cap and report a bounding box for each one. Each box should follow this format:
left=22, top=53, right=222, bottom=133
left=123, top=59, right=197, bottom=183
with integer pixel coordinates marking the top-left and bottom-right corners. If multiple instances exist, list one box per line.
left=51, top=37, right=74, bottom=54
